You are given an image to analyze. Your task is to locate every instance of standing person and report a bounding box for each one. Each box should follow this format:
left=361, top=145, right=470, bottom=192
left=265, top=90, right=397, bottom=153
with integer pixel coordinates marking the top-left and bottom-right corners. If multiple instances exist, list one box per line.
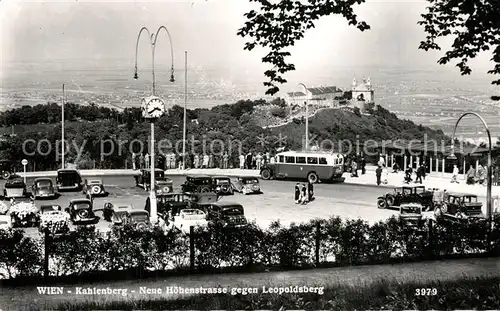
left=301, top=184, right=308, bottom=204
left=376, top=165, right=383, bottom=185
left=158, top=154, right=165, bottom=170
left=246, top=152, right=253, bottom=170
left=239, top=153, right=245, bottom=169
left=265, top=151, right=270, bottom=166
left=494, top=165, right=499, bottom=186
left=404, top=165, right=413, bottom=183
left=361, top=157, right=366, bottom=175
left=351, top=161, right=358, bottom=177
left=294, top=183, right=301, bottom=204
left=421, top=162, right=427, bottom=180
left=194, top=154, right=200, bottom=169
left=477, top=164, right=486, bottom=185
left=270, top=152, right=276, bottom=164
left=209, top=153, right=214, bottom=169
left=382, top=165, right=388, bottom=184
left=256, top=153, right=262, bottom=170
left=145, top=153, right=150, bottom=169
left=415, top=165, right=423, bottom=184
left=466, top=166, right=476, bottom=184
left=131, top=152, right=137, bottom=170
left=203, top=154, right=209, bottom=169
left=451, top=164, right=459, bottom=183
left=223, top=152, right=229, bottom=169
left=189, top=153, right=194, bottom=169
left=308, top=180, right=314, bottom=201
left=139, top=153, right=144, bottom=169
left=378, top=154, right=386, bottom=167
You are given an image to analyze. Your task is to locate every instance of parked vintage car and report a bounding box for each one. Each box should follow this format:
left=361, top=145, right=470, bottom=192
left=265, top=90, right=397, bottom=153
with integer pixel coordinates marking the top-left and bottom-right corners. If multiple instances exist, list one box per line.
left=399, top=203, right=425, bottom=228
left=212, top=176, right=233, bottom=195
left=145, top=192, right=218, bottom=219
left=56, top=169, right=83, bottom=191
left=232, top=176, right=262, bottom=195
left=435, top=192, right=484, bottom=221
left=38, top=207, right=71, bottom=236
left=377, top=186, right=434, bottom=210
left=204, top=202, right=248, bottom=227
left=0, top=160, right=15, bottom=180
left=0, top=215, right=13, bottom=230
left=32, top=178, right=57, bottom=199
left=10, top=200, right=40, bottom=227
left=3, top=179, right=27, bottom=199
left=155, top=179, right=174, bottom=195
left=173, top=208, right=208, bottom=234
left=134, top=169, right=171, bottom=190
left=181, top=175, right=213, bottom=193
left=123, top=210, right=151, bottom=230
left=82, top=179, right=107, bottom=197
left=65, top=198, right=97, bottom=224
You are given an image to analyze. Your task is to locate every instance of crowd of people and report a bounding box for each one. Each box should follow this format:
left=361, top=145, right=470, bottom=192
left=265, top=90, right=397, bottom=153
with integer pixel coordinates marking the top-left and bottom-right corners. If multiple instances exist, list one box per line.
left=130, top=151, right=277, bottom=171
left=294, top=181, right=314, bottom=205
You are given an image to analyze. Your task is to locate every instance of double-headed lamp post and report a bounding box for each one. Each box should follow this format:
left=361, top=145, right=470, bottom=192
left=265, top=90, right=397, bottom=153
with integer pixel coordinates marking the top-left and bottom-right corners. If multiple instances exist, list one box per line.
left=447, top=112, right=493, bottom=223
left=298, top=83, right=309, bottom=151
left=134, top=26, right=175, bottom=224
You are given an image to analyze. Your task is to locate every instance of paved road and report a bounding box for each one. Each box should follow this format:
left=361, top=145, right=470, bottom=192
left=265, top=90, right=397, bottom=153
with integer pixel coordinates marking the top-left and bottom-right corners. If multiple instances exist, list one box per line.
left=1, top=175, right=489, bottom=237
left=2, top=257, right=499, bottom=310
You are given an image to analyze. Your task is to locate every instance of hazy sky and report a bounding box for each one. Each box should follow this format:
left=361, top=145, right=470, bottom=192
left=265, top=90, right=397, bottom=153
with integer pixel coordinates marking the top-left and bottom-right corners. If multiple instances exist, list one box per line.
left=0, top=0, right=494, bottom=77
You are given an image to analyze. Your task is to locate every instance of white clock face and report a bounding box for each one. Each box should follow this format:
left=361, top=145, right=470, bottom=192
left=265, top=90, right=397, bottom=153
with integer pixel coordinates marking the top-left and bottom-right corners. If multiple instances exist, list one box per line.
left=146, top=97, right=165, bottom=118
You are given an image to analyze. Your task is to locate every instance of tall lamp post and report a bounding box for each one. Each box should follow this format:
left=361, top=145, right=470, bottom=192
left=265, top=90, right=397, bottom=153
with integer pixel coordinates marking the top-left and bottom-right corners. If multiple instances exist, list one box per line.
left=182, top=51, right=187, bottom=170
left=134, top=26, right=175, bottom=224
left=447, top=112, right=493, bottom=223
left=61, top=84, right=66, bottom=169
left=298, top=83, right=309, bottom=150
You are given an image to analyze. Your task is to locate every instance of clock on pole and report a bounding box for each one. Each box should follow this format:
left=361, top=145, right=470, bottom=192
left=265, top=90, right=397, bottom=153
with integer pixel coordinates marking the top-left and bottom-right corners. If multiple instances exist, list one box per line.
left=141, top=96, right=166, bottom=119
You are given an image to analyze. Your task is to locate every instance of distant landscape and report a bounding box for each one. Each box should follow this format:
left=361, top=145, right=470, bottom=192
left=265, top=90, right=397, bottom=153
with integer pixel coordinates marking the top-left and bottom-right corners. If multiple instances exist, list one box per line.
left=1, top=61, right=499, bottom=143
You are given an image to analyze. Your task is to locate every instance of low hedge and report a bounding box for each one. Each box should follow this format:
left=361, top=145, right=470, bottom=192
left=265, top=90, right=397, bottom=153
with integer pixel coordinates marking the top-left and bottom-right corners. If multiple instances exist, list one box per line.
left=1, top=215, right=499, bottom=280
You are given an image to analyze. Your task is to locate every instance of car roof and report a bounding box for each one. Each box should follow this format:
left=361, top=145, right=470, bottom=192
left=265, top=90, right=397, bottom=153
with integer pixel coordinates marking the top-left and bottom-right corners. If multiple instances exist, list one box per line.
left=212, top=201, right=243, bottom=208
left=57, top=169, right=79, bottom=173
left=88, top=179, right=102, bottom=182
left=447, top=192, right=477, bottom=197
left=238, top=176, right=258, bottom=179
left=212, top=176, right=230, bottom=179
left=187, top=175, right=211, bottom=178
left=70, top=199, right=91, bottom=203
left=34, top=177, right=52, bottom=181
left=130, top=210, right=149, bottom=215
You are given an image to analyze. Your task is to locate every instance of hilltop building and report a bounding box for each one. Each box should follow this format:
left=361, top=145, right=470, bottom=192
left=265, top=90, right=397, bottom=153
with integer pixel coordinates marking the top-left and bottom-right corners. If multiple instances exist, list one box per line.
left=351, top=77, right=375, bottom=112
left=285, top=86, right=343, bottom=108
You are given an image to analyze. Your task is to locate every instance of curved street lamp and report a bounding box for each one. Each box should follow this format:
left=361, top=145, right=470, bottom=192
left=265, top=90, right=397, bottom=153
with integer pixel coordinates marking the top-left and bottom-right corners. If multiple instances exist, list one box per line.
left=447, top=112, right=493, bottom=223
left=297, top=83, right=309, bottom=150
left=134, top=26, right=175, bottom=224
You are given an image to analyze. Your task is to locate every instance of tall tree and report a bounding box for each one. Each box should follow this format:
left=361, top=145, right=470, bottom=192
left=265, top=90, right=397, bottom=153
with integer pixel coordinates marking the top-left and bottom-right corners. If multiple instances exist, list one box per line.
left=418, top=0, right=500, bottom=101
left=237, top=0, right=370, bottom=95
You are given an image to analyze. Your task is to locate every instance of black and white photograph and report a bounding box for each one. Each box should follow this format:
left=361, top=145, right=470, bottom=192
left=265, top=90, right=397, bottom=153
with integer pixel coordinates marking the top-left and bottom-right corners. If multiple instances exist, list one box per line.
left=1, top=0, right=500, bottom=310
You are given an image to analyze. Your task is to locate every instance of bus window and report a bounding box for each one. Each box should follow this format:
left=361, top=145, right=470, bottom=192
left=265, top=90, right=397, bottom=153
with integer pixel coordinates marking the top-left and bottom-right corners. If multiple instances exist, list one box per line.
left=296, top=156, right=306, bottom=164
left=285, top=156, right=295, bottom=163
left=278, top=155, right=284, bottom=163
left=319, top=157, right=328, bottom=165
left=307, top=157, right=318, bottom=164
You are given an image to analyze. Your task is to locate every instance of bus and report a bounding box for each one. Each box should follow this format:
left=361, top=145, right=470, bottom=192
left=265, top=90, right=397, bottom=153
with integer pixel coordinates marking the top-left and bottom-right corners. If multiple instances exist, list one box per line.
left=260, top=151, right=344, bottom=183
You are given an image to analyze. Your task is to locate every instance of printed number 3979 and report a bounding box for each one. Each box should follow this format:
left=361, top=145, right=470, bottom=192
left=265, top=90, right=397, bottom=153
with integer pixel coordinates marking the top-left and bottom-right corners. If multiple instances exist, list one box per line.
left=415, top=288, right=437, bottom=296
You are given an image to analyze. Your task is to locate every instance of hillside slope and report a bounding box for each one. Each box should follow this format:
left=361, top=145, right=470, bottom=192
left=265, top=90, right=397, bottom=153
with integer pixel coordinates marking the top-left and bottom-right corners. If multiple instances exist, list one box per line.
left=268, top=106, right=449, bottom=150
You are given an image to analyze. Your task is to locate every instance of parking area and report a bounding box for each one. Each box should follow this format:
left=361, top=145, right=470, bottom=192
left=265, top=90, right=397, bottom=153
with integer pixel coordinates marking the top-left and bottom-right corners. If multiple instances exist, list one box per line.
left=1, top=175, right=489, bottom=238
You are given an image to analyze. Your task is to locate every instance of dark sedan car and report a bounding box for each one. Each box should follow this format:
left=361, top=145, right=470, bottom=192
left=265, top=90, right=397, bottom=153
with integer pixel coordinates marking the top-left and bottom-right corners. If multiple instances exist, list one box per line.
left=32, top=178, right=57, bottom=199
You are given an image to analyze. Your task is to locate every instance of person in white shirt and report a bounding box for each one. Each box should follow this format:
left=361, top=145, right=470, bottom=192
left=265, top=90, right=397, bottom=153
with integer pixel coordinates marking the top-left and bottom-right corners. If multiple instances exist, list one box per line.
left=203, top=154, right=209, bottom=169
left=451, top=164, right=459, bottom=183
left=239, top=154, right=245, bottom=169
left=256, top=153, right=262, bottom=170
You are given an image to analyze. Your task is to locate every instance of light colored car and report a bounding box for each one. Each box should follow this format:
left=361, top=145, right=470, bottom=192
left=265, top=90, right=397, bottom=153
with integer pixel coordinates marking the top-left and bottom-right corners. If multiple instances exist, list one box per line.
left=32, top=178, right=57, bottom=199
left=0, top=215, right=12, bottom=230
left=173, top=208, right=208, bottom=234
left=399, top=203, right=425, bottom=227
left=3, top=179, right=27, bottom=199
left=83, top=179, right=106, bottom=196
left=232, top=177, right=262, bottom=195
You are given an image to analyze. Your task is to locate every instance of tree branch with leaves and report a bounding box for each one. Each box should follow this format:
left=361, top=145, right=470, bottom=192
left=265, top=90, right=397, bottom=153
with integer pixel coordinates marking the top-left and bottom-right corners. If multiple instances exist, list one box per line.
left=418, top=0, right=500, bottom=100
left=237, top=0, right=370, bottom=95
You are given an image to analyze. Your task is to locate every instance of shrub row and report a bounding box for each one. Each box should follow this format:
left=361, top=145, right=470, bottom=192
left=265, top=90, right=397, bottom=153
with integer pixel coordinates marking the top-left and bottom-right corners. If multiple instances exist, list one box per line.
left=1, top=215, right=499, bottom=280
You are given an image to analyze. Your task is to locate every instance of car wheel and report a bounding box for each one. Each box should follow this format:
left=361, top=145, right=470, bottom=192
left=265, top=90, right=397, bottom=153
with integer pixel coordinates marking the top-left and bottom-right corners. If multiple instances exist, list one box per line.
left=1, top=171, right=11, bottom=180
left=307, top=172, right=319, bottom=184
left=386, top=194, right=395, bottom=207
left=260, top=169, right=272, bottom=180
left=377, top=198, right=387, bottom=209
left=78, top=210, right=89, bottom=218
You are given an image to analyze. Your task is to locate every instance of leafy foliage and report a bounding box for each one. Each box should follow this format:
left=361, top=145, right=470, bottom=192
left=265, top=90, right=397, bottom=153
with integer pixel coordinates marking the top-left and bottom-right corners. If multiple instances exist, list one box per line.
left=237, top=0, right=370, bottom=95
left=418, top=0, right=500, bottom=100
left=2, top=214, right=499, bottom=280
